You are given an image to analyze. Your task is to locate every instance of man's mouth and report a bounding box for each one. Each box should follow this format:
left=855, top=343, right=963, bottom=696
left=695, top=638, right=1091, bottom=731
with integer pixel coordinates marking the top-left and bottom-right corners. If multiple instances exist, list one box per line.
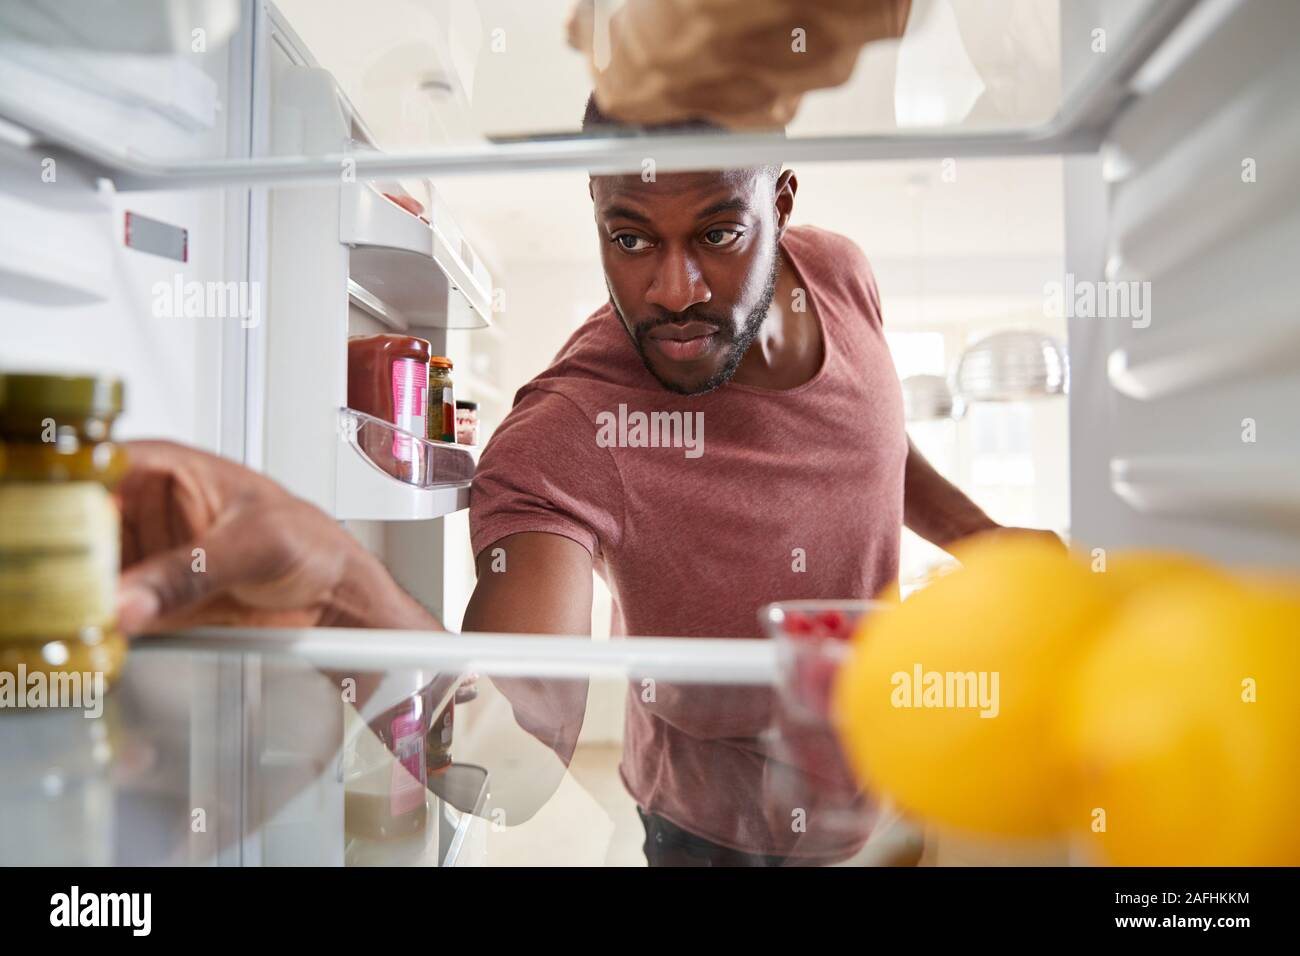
left=645, top=322, right=720, bottom=362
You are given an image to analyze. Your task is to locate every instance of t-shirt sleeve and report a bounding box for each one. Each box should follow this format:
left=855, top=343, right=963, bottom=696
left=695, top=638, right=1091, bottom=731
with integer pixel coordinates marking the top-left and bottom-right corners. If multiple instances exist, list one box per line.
left=469, top=387, right=625, bottom=560
left=831, top=230, right=886, bottom=331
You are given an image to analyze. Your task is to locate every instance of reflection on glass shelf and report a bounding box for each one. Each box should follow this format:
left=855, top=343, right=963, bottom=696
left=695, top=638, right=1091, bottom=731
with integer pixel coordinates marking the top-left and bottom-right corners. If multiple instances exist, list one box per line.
left=2, top=637, right=953, bottom=866
left=430, top=763, right=490, bottom=867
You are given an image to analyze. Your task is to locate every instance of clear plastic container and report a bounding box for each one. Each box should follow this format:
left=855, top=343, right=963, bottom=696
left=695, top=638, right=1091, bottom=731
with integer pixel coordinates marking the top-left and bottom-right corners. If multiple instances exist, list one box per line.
left=340, top=408, right=476, bottom=489
left=759, top=599, right=885, bottom=845
left=761, top=600, right=882, bottom=722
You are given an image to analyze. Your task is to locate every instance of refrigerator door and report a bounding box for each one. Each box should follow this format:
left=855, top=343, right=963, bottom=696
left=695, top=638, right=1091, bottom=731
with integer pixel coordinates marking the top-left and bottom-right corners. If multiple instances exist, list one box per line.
left=1065, top=0, right=1300, bottom=568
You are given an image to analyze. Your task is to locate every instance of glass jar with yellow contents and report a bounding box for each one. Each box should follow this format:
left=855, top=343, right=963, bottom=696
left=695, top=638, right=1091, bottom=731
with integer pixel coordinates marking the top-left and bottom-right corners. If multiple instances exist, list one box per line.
left=0, top=373, right=127, bottom=693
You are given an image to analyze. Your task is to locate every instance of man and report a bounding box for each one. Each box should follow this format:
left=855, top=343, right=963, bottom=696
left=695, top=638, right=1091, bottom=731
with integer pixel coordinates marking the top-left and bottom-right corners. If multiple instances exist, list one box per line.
left=461, top=98, right=1054, bottom=864
left=117, top=97, right=1056, bottom=867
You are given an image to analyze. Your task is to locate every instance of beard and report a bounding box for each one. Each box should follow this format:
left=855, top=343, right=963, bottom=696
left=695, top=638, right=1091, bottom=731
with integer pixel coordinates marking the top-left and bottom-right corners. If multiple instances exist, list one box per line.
left=612, top=241, right=782, bottom=396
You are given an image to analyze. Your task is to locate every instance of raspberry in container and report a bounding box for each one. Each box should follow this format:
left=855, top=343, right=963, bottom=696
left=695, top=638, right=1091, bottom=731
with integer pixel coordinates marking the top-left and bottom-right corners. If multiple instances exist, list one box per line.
left=759, top=599, right=885, bottom=844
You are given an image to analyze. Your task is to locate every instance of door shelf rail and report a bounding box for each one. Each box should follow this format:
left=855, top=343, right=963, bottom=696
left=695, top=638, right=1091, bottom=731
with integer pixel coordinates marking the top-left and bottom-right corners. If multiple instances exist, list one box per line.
left=1111, top=455, right=1300, bottom=529
left=335, top=408, right=476, bottom=522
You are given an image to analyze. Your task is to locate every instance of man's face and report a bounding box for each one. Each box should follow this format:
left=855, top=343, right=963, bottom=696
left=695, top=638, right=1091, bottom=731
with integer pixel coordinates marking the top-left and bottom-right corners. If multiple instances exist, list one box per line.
left=591, top=169, right=783, bottom=395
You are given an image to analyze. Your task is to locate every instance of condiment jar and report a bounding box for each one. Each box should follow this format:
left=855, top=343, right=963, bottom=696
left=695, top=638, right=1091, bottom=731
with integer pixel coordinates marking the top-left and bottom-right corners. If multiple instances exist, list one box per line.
left=428, top=357, right=455, bottom=444
left=454, top=399, right=479, bottom=446
left=346, top=334, right=432, bottom=483
left=343, top=683, right=435, bottom=843
left=425, top=695, right=454, bottom=777
left=0, top=373, right=128, bottom=692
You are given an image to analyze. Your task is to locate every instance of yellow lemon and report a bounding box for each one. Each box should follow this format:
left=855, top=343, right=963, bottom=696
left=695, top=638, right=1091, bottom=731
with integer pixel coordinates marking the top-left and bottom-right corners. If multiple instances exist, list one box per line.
left=832, top=532, right=1113, bottom=837
left=1058, top=581, right=1300, bottom=865
left=1093, top=549, right=1232, bottom=602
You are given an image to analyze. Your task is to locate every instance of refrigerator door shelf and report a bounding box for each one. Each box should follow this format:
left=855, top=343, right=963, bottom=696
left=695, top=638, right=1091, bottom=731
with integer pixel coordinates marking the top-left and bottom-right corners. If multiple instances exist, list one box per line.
left=0, top=192, right=112, bottom=306
left=1108, top=321, right=1300, bottom=402
left=0, top=35, right=223, bottom=170
left=0, top=0, right=240, bottom=56
left=1111, top=456, right=1300, bottom=530
left=336, top=408, right=476, bottom=522
left=341, top=181, right=491, bottom=331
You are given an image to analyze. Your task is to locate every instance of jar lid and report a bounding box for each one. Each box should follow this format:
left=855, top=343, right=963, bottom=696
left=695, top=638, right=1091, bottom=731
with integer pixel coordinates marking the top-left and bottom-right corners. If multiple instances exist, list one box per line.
left=0, top=372, right=124, bottom=417
left=430, top=356, right=453, bottom=369
left=455, top=400, right=478, bottom=410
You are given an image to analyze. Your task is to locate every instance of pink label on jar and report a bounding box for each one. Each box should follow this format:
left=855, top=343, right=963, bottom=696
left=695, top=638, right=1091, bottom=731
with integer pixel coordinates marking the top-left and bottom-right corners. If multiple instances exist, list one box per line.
left=390, top=358, right=428, bottom=462
left=390, top=712, right=426, bottom=818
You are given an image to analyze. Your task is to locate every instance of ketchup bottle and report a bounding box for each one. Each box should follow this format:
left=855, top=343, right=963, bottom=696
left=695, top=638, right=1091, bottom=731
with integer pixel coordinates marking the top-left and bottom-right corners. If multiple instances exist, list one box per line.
left=347, top=334, right=432, bottom=483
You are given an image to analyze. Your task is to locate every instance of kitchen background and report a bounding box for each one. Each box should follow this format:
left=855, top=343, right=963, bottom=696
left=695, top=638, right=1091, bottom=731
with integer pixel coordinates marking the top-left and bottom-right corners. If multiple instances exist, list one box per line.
left=275, top=0, right=1071, bottom=615
left=278, top=0, right=1070, bottom=865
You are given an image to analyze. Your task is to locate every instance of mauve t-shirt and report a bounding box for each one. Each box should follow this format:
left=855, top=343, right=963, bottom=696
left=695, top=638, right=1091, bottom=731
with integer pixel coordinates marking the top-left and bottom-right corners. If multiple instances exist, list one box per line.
left=470, top=224, right=907, bottom=859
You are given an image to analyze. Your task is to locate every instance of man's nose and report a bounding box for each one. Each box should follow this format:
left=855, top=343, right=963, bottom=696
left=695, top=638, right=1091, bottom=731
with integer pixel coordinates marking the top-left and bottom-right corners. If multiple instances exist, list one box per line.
left=644, top=245, right=710, bottom=314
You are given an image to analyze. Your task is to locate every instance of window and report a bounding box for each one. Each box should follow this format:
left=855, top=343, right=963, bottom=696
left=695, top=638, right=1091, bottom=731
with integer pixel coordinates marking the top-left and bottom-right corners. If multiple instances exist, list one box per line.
left=885, top=331, right=946, bottom=379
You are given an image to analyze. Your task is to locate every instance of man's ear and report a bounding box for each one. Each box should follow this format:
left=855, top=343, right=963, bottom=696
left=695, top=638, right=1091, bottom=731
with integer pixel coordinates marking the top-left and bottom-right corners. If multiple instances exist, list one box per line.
left=774, top=169, right=797, bottom=236
left=588, top=178, right=595, bottom=201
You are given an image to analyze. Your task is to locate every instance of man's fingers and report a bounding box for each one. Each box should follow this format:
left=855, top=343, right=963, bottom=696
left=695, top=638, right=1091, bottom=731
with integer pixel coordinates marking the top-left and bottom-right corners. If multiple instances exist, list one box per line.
left=117, top=534, right=234, bottom=633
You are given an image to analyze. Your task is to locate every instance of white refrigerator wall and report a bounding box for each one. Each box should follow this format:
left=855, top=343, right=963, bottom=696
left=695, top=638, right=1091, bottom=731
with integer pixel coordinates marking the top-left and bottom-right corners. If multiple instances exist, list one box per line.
left=0, top=40, right=246, bottom=454
left=0, top=179, right=230, bottom=452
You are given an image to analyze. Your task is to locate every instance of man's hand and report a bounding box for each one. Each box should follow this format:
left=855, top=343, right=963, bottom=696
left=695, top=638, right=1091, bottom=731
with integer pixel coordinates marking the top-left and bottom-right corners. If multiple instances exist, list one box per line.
left=117, top=440, right=433, bottom=634
left=902, top=439, right=1066, bottom=554
left=567, top=0, right=913, bottom=129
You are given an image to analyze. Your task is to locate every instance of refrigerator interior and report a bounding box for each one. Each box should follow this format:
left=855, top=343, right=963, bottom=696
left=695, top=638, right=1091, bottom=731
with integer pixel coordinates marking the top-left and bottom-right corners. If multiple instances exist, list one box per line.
left=1, top=0, right=1297, bottom=866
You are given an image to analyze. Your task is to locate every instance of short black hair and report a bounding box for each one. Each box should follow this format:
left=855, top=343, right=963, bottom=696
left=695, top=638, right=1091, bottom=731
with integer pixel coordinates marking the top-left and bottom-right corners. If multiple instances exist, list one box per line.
left=581, top=93, right=783, bottom=182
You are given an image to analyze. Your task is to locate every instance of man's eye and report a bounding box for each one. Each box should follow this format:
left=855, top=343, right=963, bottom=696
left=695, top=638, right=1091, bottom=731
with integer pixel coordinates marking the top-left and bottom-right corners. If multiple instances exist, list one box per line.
left=614, top=234, right=651, bottom=251
left=703, top=228, right=741, bottom=247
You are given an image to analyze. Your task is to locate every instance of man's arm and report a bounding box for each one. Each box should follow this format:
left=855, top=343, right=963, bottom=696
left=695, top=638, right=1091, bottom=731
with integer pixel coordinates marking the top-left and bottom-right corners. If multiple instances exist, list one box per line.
left=903, top=438, right=998, bottom=549
left=455, top=533, right=593, bottom=822
left=460, top=532, right=593, bottom=763
left=117, top=441, right=438, bottom=633
left=462, top=532, right=773, bottom=749
left=462, top=532, right=594, bottom=637
left=903, top=438, right=1062, bottom=551
left=119, top=443, right=600, bottom=823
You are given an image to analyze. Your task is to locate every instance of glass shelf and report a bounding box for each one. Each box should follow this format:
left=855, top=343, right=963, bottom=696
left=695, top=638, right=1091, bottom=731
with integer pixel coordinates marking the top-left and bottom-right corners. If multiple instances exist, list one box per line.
left=2, top=627, right=887, bottom=867
left=0, top=0, right=1205, bottom=189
